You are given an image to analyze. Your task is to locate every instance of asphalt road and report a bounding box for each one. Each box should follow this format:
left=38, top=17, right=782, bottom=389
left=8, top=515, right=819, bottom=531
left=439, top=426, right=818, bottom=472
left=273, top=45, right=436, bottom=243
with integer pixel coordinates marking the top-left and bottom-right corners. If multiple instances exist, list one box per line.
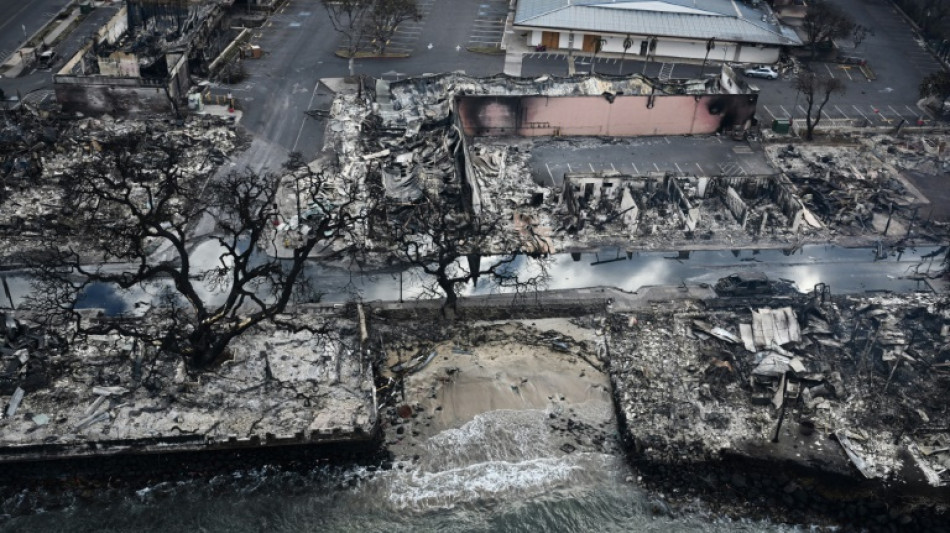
left=1, top=3, right=120, bottom=104
left=0, top=0, right=69, bottom=65
left=217, top=0, right=507, bottom=173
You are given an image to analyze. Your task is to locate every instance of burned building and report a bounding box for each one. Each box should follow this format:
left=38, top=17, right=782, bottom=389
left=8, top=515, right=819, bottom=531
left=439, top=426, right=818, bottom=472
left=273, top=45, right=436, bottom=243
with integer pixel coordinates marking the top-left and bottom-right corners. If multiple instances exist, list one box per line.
left=556, top=172, right=822, bottom=247
left=54, top=1, right=236, bottom=115
left=382, top=68, right=759, bottom=138
left=301, top=72, right=946, bottom=261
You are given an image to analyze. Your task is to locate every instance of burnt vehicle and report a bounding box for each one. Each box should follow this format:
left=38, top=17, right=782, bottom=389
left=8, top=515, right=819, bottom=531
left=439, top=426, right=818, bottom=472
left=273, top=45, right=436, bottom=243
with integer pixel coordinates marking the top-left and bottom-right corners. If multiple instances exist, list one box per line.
left=714, top=272, right=797, bottom=297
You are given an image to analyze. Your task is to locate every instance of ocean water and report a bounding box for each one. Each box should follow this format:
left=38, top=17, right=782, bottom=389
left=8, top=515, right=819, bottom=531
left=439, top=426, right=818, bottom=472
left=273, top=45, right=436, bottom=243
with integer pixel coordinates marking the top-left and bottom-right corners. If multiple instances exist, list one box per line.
left=0, top=410, right=799, bottom=532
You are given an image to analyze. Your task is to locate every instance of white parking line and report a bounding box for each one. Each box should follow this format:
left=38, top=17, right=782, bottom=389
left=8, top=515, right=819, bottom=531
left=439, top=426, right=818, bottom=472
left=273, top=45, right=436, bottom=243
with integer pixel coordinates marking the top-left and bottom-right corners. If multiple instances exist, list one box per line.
left=696, top=163, right=705, bottom=176
left=664, top=136, right=671, bottom=144
left=778, top=105, right=791, bottom=118
left=888, top=105, right=904, bottom=119
left=545, top=163, right=556, bottom=185
left=589, top=162, right=596, bottom=172
left=674, top=162, right=683, bottom=173
left=567, top=163, right=573, bottom=172
left=762, top=106, right=777, bottom=120
left=653, top=163, right=660, bottom=171
left=834, top=105, right=849, bottom=118
left=905, top=105, right=919, bottom=118
left=632, top=163, right=640, bottom=174
left=824, top=63, right=835, bottom=78
left=852, top=105, right=869, bottom=120
left=610, top=163, right=617, bottom=172
left=797, top=105, right=806, bottom=116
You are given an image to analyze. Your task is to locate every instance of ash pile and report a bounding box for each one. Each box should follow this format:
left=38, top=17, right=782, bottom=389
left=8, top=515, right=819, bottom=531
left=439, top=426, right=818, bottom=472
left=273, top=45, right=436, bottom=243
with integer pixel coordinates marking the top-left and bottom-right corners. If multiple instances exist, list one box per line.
left=1, top=313, right=63, bottom=423
left=0, top=113, right=243, bottom=262
left=0, top=310, right=376, bottom=462
left=768, top=134, right=948, bottom=243
left=606, top=289, right=950, bottom=520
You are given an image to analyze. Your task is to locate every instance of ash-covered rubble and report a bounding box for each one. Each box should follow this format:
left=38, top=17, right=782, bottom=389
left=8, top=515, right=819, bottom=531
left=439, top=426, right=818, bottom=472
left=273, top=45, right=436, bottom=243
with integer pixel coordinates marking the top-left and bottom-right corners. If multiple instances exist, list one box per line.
left=462, top=139, right=825, bottom=252
left=0, top=113, right=242, bottom=262
left=314, top=73, right=946, bottom=256
left=0, top=310, right=376, bottom=461
left=607, top=290, right=950, bottom=494
left=767, top=134, right=948, bottom=242
left=63, top=0, right=230, bottom=81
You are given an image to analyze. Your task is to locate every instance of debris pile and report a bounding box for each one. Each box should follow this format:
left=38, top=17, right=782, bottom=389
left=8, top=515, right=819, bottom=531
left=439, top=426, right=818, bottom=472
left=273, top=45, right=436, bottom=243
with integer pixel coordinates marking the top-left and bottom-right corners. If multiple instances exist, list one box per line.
left=0, top=311, right=376, bottom=461
left=0, top=313, right=62, bottom=417
left=607, top=291, right=950, bottom=489
left=769, top=137, right=946, bottom=240
left=309, top=77, right=947, bottom=261
left=0, top=114, right=242, bottom=261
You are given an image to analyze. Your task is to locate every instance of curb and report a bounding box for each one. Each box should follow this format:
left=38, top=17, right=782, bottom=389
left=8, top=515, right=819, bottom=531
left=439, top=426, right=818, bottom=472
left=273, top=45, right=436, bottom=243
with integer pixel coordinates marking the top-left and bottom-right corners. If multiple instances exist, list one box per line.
left=1, top=0, right=77, bottom=70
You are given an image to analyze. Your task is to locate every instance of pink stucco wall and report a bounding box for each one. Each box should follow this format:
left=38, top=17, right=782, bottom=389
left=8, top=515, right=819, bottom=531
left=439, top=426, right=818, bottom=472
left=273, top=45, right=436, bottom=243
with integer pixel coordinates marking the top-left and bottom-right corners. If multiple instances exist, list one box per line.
left=457, top=94, right=757, bottom=137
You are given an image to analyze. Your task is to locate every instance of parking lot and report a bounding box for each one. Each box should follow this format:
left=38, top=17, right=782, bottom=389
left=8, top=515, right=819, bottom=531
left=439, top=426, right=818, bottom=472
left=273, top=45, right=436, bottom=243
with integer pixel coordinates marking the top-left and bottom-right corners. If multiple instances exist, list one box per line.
left=361, top=0, right=435, bottom=55
left=516, top=0, right=944, bottom=126
left=468, top=0, right=508, bottom=49
left=528, top=137, right=776, bottom=187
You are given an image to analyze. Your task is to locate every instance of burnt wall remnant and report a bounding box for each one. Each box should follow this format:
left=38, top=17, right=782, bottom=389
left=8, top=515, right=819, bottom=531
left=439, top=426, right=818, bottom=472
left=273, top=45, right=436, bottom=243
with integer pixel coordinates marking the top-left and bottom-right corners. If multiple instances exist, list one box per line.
left=456, top=93, right=758, bottom=137
left=53, top=1, right=233, bottom=116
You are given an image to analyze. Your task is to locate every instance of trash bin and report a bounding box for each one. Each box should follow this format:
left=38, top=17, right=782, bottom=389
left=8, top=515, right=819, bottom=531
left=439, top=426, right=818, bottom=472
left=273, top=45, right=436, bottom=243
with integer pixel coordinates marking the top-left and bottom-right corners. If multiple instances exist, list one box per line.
left=772, top=118, right=791, bottom=134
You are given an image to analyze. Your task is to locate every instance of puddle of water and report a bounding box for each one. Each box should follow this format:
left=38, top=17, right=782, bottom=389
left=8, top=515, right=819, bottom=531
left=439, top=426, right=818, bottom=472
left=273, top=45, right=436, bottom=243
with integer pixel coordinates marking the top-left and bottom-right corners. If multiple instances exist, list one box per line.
left=3, top=245, right=942, bottom=314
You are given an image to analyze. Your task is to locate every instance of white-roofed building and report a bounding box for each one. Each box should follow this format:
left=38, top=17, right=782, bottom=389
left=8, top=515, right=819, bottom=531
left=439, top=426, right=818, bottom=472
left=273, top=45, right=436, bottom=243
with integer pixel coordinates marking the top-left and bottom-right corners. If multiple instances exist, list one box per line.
left=514, top=0, right=803, bottom=65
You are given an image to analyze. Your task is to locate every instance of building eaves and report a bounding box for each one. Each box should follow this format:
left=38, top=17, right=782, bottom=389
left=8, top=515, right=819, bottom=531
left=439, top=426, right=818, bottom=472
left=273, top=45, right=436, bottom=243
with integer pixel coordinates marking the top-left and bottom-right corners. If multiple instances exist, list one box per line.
left=515, top=0, right=803, bottom=46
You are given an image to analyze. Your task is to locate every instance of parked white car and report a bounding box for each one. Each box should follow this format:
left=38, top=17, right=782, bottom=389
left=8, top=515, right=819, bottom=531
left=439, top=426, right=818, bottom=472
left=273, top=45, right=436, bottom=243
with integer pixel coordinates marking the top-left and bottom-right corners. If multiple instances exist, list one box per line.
left=743, top=66, right=779, bottom=79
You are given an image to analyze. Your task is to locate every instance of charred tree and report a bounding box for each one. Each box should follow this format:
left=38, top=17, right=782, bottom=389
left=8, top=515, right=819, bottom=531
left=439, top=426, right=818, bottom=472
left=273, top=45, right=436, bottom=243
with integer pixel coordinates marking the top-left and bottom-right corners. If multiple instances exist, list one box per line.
left=802, top=0, right=856, bottom=59
left=794, top=71, right=845, bottom=141
left=22, top=131, right=360, bottom=368
left=321, top=0, right=374, bottom=76
left=366, top=0, right=421, bottom=55
left=378, top=190, right=550, bottom=320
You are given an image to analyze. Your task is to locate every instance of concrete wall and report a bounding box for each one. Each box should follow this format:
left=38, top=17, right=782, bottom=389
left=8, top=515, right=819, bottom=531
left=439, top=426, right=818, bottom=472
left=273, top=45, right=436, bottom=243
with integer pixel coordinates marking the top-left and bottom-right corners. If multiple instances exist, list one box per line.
left=55, top=82, right=173, bottom=115
left=98, top=52, right=140, bottom=77
left=457, top=93, right=758, bottom=137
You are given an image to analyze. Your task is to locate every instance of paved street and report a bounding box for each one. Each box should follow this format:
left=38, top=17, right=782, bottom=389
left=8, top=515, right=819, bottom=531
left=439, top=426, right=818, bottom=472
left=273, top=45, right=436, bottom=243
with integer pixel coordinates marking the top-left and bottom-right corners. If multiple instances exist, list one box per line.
left=0, top=0, right=69, bottom=66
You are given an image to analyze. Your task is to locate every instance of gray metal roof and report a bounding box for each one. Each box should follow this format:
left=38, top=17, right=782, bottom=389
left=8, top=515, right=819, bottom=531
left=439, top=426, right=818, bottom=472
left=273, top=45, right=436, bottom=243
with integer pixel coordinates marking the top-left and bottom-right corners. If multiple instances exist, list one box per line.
left=514, top=0, right=803, bottom=46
